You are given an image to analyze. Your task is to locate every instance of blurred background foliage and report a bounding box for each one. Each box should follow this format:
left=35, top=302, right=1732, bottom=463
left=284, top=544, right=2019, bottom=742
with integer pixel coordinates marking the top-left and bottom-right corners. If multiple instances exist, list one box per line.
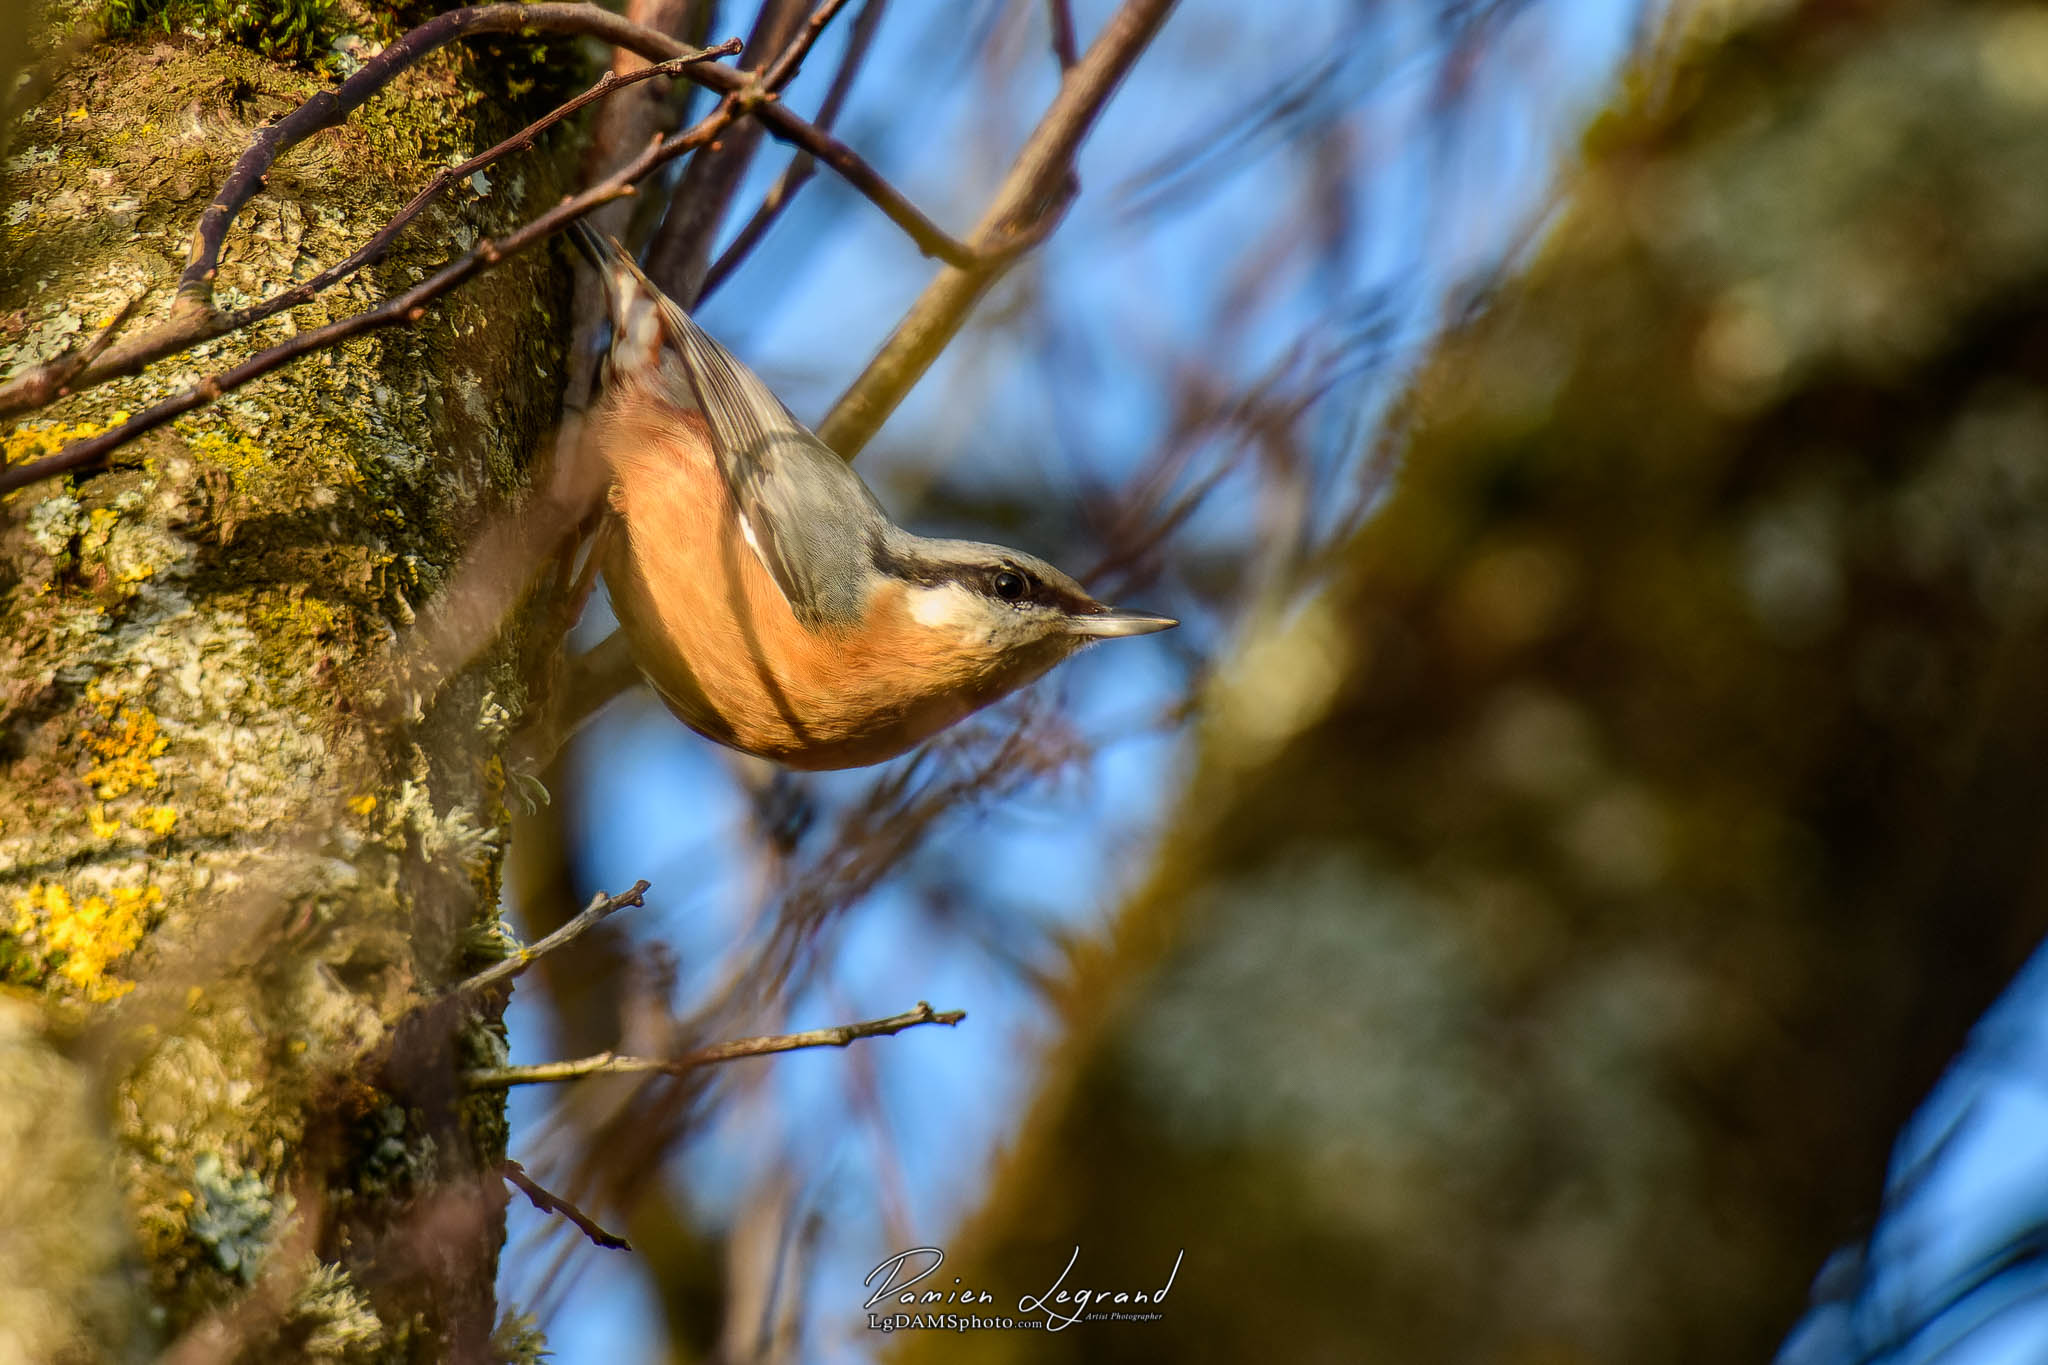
left=481, top=0, right=2048, bottom=1361
left=899, top=2, right=2048, bottom=1362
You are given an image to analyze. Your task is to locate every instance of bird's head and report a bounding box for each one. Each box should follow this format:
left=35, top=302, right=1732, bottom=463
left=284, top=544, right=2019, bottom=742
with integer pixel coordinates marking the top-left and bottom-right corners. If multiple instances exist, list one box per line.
left=869, top=530, right=1176, bottom=699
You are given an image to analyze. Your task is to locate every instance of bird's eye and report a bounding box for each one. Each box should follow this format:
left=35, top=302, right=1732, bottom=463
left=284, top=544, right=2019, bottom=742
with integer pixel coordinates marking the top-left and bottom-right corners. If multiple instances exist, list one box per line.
left=993, top=569, right=1028, bottom=602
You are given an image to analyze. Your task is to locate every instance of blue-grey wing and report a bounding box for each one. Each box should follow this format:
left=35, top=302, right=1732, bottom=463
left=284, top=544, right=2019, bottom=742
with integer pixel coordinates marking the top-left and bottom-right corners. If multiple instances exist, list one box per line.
left=654, top=299, right=885, bottom=628
left=574, top=223, right=882, bottom=629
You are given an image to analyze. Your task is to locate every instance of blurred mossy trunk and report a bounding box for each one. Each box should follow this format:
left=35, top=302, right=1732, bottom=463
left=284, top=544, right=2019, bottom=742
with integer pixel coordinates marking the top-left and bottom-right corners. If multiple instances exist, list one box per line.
left=905, top=2, right=2048, bottom=1361
left=0, top=7, right=574, bottom=1361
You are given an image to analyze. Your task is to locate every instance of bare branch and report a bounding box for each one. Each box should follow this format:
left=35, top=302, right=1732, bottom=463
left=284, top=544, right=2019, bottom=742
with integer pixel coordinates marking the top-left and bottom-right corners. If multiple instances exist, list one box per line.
left=753, top=99, right=980, bottom=268
left=453, top=881, right=651, bottom=998
left=87, top=45, right=733, bottom=412
left=817, top=0, right=1180, bottom=457
left=646, top=0, right=904, bottom=302
left=0, top=11, right=742, bottom=422
left=463, top=1002, right=967, bottom=1088
left=503, top=1161, right=632, bottom=1251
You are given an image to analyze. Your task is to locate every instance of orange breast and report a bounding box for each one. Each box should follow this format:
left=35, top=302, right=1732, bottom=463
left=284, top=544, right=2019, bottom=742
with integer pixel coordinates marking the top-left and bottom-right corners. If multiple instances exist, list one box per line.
left=596, top=398, right=983, bottom=769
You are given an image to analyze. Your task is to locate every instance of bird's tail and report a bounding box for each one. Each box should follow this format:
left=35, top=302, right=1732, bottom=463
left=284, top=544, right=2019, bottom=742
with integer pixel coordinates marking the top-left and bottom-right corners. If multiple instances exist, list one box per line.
left=567, top=220, right=673, bottom=384
left=566, top=219, right=635, bottom=283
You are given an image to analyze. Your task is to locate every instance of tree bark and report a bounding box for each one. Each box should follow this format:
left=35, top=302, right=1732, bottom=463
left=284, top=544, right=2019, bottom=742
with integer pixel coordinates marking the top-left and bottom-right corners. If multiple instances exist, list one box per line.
left=1, top=12, right=572, bottom=1362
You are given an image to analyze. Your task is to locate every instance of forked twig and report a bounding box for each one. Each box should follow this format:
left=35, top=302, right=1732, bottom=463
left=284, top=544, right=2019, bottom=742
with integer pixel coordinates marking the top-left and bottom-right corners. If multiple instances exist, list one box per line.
left=452, top=880, right=651, bottom=998
left=463, top=1002, right=966, bottom=1088
left=38, top=290, right=149, bottom=400
left=504, top=1161, right=632, bottom=1251
left=818, top=0, right=1181, bottom=456
left=701, top=0, right=888, bottom=299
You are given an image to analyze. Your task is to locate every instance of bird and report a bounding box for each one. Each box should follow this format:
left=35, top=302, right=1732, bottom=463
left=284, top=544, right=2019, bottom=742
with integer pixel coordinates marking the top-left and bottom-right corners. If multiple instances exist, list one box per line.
left=567, top=223, right=1177, bottom=771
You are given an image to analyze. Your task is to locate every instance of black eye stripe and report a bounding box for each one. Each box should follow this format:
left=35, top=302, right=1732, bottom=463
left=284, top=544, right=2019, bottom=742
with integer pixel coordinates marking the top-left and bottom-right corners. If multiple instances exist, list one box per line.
left=868, top=535, right=1097, bottom=613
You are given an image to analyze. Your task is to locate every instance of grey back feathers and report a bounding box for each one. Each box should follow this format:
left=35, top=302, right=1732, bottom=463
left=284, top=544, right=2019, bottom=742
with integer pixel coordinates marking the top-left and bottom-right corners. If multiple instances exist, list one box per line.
left=573, top=223, right=889, bottom=629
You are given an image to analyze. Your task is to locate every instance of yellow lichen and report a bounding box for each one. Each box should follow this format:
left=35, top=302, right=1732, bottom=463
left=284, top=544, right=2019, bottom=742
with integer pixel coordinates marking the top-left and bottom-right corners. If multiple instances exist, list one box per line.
left=87, top=804, right=122, bottom=839
left=10, top=882, right=161, bottom=1001
left=82, top=700, right=168, bottom=799
left=346, top=794, right=377, bottom=817
left=137, top=806, right=178, bottom=838
left=186, top=427, right=270, bottom=474
left=3, top=418, right=107, bottom=466
left=251, top=592, right=346, bottom=643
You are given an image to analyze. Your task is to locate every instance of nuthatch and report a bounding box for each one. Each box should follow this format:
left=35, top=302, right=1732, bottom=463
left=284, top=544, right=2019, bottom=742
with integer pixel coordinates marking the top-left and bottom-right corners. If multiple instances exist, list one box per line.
left=570, top=224, right=1176, bottom=771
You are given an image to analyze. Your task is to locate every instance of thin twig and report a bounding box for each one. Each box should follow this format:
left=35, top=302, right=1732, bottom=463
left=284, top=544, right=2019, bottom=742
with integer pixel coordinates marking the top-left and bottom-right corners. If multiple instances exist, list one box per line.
left=642, top=0, right=814, bottom=302
left=756, top=0, right=854, bottom=94
left=1048, top=0, right=1079, bottom=69
left=170, top=5, right=734, bottom=306
left=453, top=880, right=650, bottom=998
left=817, top=0, right=1180, bottom=457
left=462, top=1002, right=966, bottom=1088
left=503, top=1161, right=632, bottom=1251
left=179, top=47, right=741, bottom=411
left=755, top=95, right=979, bottom=265
left=249, top=47, right=739, bottom=313
left=702, top=0, right=887, bottom=298
left=0, top=12, right=740, bottom=422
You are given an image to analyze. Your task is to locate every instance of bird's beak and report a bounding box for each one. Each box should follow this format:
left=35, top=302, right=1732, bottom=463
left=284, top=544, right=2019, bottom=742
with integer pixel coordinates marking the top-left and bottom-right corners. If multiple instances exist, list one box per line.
left=1066, top=606, right=1179, bottom=638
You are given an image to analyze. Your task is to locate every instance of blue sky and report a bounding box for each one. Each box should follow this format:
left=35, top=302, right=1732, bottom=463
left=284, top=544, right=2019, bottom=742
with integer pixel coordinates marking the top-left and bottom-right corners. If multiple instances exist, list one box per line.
left=1778, top=944, right=2048, bottom=1365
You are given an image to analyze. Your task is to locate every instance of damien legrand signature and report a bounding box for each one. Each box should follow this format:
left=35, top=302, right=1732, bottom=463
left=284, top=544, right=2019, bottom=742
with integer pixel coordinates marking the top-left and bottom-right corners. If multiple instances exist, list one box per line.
left=863, top=1245, right=1183, bottom=1332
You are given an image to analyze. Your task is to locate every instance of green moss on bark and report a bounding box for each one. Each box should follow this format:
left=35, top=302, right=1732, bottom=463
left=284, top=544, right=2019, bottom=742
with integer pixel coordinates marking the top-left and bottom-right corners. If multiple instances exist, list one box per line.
left=104, top=0, right=343, bottom=66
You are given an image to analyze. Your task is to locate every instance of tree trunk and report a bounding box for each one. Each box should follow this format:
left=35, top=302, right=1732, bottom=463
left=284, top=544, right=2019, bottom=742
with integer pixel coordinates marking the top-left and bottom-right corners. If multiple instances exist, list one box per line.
left=1, top=11, right=572, bottom=1361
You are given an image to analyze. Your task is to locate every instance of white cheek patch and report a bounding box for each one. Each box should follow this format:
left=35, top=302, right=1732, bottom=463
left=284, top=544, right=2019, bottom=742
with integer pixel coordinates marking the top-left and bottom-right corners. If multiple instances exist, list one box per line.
left=906, top=583, right=984, bottom=638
